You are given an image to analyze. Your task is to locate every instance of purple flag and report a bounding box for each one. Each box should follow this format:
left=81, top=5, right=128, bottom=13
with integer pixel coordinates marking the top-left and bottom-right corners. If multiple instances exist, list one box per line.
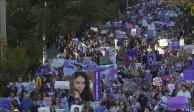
left=128, top=48, right=137, bottom=57
left=109, top=68, right=117, bottom=79
left=94, top=71, right=101, bottom=101
left=136, top=28, right=141, bottom=37
left=183, top=69, right=194, bottom=80
left=167, top=96, right=186, bottom=110
left=147, top=52, right=157, bottom=66
left=192, top=59, right=194, bottom=69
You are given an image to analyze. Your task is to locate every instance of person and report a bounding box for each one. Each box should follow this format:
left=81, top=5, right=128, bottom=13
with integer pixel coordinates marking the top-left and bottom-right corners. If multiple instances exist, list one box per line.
left=30, top=100, right=38, bottom=112
left=177, top=84, right=191, bottom=103
left=20, top=91, right=32, bottom=112
left=73, top=72, right=93, bottom=101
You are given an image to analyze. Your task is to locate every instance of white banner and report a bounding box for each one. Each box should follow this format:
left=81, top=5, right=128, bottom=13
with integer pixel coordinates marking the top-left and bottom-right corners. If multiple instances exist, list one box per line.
left=179, top=39, right=185, bottom=47
left=131, top=28, right=137, bottom=36
left=38, top=106, right=50, bottom=112
left=54, top=81, right=70, bottom=89
left=153, top=77, right=162, bottom=86
left=52, top=58, right=65, bottom=68
left=70, top=105, right=83, bottom=112
left=159, top=39, right=169, bottom=47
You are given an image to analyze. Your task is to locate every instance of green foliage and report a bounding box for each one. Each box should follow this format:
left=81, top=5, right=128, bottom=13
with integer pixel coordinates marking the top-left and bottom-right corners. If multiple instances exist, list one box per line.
left=4, top=0, right=125, bottom=75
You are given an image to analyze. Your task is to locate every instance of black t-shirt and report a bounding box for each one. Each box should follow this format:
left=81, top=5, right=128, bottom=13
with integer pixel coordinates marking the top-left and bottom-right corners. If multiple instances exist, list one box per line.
left=30, top=105, right=38, bottom=112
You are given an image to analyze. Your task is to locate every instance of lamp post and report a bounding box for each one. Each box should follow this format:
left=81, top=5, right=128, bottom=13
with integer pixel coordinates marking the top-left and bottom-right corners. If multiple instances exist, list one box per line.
left=126, top=0, right=129, bottom=10
left=42, top=1, right=47, bottom=64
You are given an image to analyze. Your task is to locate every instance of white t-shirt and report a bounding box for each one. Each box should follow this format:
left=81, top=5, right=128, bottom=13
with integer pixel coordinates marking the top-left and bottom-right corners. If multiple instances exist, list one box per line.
left=177, top=91, right=191, bottom=103
left=168, top=84, right=175, bottom=95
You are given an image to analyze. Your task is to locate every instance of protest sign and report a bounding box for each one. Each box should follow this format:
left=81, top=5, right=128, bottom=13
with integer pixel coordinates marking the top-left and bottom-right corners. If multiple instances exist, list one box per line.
left=0, top=98, right=11, bottom=111
left=167, top=96, right=186, bottom=110
left=159, top=39, right=169, bottom=47
left=43, top=97, right=52, bottom=107
left=183, top=69, right=194, bottom=80
left=169, top=40, right=180, bottom=49
left=153, top=77, right=162, bottom=86
left=63, top=60, right=76, bottom=76
left=179, top=39, right=185, bottom=46
left=115, top=30, right=127, bottom=38
left=52, top=58, right=65, bottom=68
left=127, top=48, right=137, bottom=57
left=147, top=52, right=157, bottom=66
left=56, top=109, right=65, bottom=112
left=90, top=27, right=98, bottom=32
left=135, top=63, right=144, bottom=69
left=131, top=28, right=137, bottom=36
left=38, top=106, right=50, bottom=112
left=101, top=30, right=108, bottom=34
left=54, top=81, right=70, bottom=89
left=95, top=108, right=103, bottom=112
left=117, top=41, right=124, bottom=46
left=94, top=70, right=101, bottom=101
left=70, top=105, right=83, bottom=112
left=72, top=38, right=79, bottom=45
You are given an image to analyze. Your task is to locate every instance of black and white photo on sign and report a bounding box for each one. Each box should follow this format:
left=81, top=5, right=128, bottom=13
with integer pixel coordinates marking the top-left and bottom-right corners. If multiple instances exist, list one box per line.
left=70, top=105, right=83, bottom=112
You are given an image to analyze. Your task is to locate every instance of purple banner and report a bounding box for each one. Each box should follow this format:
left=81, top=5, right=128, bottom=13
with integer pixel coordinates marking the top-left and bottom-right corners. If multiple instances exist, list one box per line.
left=167, top=96, right=186, bottom=110
left=192, top=59, right=194, bottom=68
left=95, top=108, right=103, bottom=112
left=94, top=71, right=101, bottom=101
left=0, top=98, right=12, bottom=110
left=169, top=41, right=180, bottom=49
left=183, top=69, right=194, bottom=80
left=117, top=41, right=124, bottom=46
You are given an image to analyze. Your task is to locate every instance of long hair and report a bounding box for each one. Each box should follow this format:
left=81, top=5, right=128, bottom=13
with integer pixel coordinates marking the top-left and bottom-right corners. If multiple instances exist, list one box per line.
left=73, top=72, right=93, bottom=101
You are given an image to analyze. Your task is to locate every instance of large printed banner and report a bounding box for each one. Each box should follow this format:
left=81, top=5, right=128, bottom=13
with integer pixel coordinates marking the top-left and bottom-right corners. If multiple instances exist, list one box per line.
left=38, top=106, right=50, bottom=112
left=167, top=96, right=186, bottom=110
left=93, top=71, right=101, bottom=101
left=0, top=98, right=11, bottom=111
left=183, top=69, right=194, bottom=80
left=54, top=81, right=70, bottom=89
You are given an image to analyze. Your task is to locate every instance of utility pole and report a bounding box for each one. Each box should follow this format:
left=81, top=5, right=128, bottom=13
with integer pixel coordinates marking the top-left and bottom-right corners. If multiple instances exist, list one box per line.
left=126, top=0, right=129, bottom=10
left=0, top=0, right=6, bottom=64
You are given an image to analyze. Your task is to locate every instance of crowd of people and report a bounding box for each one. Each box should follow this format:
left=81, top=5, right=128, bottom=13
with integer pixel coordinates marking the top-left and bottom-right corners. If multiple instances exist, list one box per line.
left=1, top=0, right=194, bottom=112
